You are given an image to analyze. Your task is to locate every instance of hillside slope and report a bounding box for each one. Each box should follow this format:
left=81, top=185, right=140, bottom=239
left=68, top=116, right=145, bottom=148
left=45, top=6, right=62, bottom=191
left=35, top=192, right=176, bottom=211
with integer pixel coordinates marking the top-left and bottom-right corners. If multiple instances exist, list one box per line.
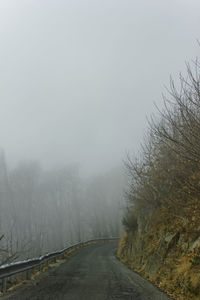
left=118, top=205, right=200, bottom=299
left=118, top=61, right=200, bottom=300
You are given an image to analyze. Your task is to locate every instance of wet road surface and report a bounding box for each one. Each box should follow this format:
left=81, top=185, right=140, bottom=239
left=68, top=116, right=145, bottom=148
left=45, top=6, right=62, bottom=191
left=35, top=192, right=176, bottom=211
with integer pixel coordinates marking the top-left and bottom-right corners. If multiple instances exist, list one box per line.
left=1, top=242, right=172, bottom=300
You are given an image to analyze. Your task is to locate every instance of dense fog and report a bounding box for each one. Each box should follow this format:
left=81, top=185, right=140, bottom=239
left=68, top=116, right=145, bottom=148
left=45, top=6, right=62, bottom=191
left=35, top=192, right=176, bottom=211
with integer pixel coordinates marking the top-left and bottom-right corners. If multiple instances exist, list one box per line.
left=0, top=0, right=200, bottom=174
left=0, top=0, right=200, bottom=263
left=0, top=150, right=125, bottom=263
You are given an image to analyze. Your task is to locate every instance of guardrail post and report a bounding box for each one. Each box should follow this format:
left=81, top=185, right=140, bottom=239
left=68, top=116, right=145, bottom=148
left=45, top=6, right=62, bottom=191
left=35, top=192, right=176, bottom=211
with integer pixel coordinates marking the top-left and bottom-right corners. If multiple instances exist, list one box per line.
left=26, top=269, right=31, bottom=280
left=2, top=277, right=7, bottom=292
left=0, top=237, right=119, bottom=292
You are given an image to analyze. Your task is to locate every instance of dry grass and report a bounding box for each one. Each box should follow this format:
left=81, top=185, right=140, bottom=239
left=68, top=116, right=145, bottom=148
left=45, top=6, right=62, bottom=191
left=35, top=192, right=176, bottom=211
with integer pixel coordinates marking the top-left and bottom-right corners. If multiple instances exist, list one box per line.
left=118, top=206, right=200, bottom=300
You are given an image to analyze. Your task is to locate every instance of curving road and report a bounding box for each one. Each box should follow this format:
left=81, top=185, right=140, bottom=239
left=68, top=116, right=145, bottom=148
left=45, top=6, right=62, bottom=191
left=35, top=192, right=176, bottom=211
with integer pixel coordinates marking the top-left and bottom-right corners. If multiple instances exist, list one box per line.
left=2, top=242, right=172, bottom=300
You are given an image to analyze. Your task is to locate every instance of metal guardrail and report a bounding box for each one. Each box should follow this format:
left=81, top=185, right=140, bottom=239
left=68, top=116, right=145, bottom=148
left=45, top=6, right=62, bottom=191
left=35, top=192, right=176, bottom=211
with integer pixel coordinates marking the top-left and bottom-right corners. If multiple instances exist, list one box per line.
left=0, top=237, right=119, bottom=292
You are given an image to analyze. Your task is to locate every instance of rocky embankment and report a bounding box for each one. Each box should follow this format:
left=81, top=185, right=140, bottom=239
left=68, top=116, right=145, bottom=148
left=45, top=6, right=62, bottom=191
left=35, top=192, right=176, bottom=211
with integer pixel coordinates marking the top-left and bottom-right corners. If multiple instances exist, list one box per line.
left=118, top=205, right=200, bottom=300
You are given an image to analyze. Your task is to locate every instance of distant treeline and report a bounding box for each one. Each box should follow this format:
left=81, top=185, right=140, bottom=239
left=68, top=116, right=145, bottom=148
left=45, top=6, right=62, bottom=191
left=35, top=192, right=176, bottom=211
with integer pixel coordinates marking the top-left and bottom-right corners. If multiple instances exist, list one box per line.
left=0, top=157, right=124, bottom=265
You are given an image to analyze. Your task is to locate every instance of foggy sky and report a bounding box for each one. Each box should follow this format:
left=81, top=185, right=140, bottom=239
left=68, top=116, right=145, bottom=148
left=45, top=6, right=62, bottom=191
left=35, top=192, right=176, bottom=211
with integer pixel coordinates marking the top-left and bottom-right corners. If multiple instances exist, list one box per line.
left=0, top=0, right=200, bottom=175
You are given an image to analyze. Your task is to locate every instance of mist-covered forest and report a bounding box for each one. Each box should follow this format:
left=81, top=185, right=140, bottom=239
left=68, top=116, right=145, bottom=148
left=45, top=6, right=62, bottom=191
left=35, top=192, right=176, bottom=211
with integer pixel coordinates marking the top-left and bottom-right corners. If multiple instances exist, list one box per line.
left=1, top=4, right=200, bottom=297
left=0, top=151, right=125, bottom=265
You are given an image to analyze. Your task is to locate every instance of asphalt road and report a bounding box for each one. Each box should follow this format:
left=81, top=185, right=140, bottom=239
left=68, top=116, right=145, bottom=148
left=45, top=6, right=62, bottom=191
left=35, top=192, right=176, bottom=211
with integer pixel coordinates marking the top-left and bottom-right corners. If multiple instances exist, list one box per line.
left=1, top=242, right=172, bottom=300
